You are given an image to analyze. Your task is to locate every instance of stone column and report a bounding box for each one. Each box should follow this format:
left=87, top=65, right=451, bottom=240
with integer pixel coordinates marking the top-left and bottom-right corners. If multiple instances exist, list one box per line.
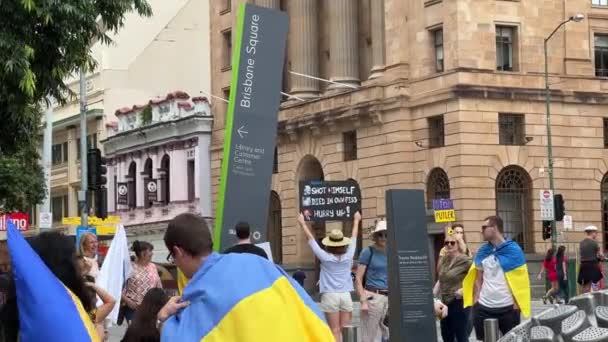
left=256, top=0, right=280, bottom=8
left=289, top=0, right=319, bottom=98
left=329, top=0, right=359, bottom=88
left=369, top=0, right=385, bottom=79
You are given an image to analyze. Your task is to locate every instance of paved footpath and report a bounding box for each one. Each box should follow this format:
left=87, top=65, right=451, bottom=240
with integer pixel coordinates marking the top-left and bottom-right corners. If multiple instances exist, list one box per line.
left=107, top=301, right=554, bottom=342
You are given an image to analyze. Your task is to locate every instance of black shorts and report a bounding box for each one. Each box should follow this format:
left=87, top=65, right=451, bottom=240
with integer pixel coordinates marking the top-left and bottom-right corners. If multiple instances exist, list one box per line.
left=578, top=261, right=603, bottom=285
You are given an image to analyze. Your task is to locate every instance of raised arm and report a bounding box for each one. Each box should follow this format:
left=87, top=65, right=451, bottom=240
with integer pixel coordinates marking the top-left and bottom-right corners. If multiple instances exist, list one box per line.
left=85, top=283, right=116, bottom=323
left=298, top=214, right=315, bottom=241
left=350, top=211, right=362, bottom=239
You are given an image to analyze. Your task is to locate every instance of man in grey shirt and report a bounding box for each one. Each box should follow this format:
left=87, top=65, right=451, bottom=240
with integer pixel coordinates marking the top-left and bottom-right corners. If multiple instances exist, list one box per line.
left=578, top=226, right=603, bottom=293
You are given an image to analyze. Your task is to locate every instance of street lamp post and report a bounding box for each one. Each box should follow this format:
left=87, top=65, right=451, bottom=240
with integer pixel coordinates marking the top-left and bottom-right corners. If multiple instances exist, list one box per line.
left=544, top=13, right=584, bottom=248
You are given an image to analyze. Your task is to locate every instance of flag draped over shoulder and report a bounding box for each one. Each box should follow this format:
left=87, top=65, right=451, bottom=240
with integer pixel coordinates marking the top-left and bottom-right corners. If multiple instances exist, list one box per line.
left=7, top=221, right=99, bottom=342
left=463, top=240, right=531, bottom=317
left=177, top=268, right=189, bottom=295
left=96, top=224, right=132, bottom=324
left=161, top=253, right=333, bottom=342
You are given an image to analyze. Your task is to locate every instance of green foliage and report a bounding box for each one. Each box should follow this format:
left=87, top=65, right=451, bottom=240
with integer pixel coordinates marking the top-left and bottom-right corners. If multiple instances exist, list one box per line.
left=140, top=106, right=152, bottom=125
left=0, top=0, right=151, bottom=212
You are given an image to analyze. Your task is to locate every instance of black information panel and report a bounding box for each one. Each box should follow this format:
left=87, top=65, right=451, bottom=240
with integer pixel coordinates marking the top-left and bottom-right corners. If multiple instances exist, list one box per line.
left=299, top=180, right=361, bottom=222
left=386, top=189, right=437, bottom=342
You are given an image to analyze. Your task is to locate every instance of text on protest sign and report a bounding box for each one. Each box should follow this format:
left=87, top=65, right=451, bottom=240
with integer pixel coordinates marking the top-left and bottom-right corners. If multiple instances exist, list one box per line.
left=299, top=180, right=362, bottom=222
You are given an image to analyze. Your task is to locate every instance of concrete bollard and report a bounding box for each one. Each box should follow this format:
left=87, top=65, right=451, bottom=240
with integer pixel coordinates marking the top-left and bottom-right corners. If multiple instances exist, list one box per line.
left=342, top=325, right=358, bottom=342
left=484, top=318, right=499, bottom=342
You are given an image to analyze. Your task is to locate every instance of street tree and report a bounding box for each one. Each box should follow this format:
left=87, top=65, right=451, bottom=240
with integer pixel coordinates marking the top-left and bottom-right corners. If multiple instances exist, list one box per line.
left=0, top=0, right=151, bottom=212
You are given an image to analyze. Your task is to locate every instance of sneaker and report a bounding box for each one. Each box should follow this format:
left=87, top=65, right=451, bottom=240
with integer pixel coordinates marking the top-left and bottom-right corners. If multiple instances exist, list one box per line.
left=542, top=296, right=548, bottom=304
left=549, top=296, right=555, bottom=304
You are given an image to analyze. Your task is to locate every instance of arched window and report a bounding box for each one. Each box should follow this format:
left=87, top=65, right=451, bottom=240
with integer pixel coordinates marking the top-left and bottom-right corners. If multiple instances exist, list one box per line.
left=161, top=155, right=170, bottom=204
left=426, top=168, right=450, bottom=209
left=143, top=158, right=153, bottom=209
left=496, top=166, right=532, bottom=251
left=268, top=191, right=283, bottom=264
left=601, top=174, right=608, bottom=249
left=127, top=162, right=137, bottom=209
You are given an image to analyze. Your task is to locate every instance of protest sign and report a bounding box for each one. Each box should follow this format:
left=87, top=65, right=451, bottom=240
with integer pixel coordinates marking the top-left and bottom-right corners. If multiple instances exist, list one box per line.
left=299, top=180, right=361, bottom=222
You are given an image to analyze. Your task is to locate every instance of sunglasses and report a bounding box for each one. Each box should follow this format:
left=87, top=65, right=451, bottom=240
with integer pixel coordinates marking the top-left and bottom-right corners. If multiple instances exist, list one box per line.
left=166, top=250, right=174, bottom=263
left=375, top=232, right=387, bottom=238
left=444, top=241, right=457, bottom=246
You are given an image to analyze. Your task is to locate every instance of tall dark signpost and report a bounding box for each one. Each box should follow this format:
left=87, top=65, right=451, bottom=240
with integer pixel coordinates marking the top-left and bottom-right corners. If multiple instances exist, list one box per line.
left=214, top=4, right=289, bottom=251
left=386, top=189, right=437, bottom=342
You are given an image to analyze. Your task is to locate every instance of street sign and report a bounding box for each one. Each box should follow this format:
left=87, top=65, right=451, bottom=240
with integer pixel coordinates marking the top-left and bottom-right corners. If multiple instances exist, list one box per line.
left=146, top=179, right=157, bottom=203
left=214, top=4, right=289, bottom=250
left=431, top=198, right=456, bottom=223
left=39, top=212, right=52, bottom=229
left=563, top=215, right=573, bottom=230
left=540, top=190, right=555, bottom=221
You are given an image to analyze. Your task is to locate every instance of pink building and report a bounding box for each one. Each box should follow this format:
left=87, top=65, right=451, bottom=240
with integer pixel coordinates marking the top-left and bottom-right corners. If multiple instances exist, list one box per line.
left=102, top=91, right=213, bottom=261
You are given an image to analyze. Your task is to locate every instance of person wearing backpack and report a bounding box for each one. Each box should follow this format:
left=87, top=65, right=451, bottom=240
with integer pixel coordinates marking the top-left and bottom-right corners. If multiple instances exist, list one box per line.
left=356, top=220, right=389, bottom=342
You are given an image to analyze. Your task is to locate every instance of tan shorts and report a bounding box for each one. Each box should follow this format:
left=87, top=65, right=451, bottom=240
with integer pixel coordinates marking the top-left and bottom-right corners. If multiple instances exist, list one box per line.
left=319, top=292, right=354, bottom=313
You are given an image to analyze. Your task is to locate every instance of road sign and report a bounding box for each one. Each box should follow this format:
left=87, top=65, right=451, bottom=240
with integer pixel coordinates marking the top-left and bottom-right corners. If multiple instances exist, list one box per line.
left=540, top=190, right=555, bottom=221
left=563, top=215, right=573, bottom=230
left=39, top=212, right=52, bottom=229
left=214, top=4, right=289, bottom=250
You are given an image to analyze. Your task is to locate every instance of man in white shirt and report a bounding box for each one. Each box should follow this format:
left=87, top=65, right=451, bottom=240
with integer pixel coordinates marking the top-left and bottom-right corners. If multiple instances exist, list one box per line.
left=473, top=216, right=525, bottom=340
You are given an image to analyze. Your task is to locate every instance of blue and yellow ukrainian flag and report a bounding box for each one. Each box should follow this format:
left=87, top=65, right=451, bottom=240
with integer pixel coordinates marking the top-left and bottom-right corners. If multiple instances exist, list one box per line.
left=463, top=239, right=531, bottom=317
left=161, top=253, right=333, bottom=341
left=7, top=220, right=99, bottom=342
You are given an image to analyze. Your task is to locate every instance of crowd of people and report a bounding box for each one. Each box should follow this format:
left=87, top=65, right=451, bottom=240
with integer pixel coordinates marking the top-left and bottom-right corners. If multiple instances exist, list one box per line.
left=1, top=208, right=608, bottom=341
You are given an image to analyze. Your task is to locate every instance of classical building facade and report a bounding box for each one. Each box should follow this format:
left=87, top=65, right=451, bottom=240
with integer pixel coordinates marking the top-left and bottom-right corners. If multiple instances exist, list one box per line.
left=210, top=0, right=608, bottom=275
left=103, top=92, right=213, bottom=262
left=37, top=0, right=211, bottom=233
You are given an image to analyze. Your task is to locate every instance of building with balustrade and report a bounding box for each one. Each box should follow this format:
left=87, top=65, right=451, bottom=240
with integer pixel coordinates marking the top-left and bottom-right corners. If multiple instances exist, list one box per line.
left=35, top=0, right=211, bottom=253
left=103, top=92, right=213, bottom=258
left=210, top=0, right=608, bottom=285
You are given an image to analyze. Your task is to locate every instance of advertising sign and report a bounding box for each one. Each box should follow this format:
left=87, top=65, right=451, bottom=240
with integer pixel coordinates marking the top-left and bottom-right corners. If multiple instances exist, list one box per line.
left=299, top=180, right=361, bottom=222
left=540, top=190, right=554, bottom=221
left=214, top=4, right=289, bottom=250
left=0, top=212, right=29, bottom=231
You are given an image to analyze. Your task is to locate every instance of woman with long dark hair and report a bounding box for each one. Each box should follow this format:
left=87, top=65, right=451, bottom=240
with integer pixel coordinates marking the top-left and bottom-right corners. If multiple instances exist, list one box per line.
left=122, top=241, right=162, bottom=324
left=555, top=245, right=569, bottom=303
left=121, top=288, right=169, bottom=342
left=537, top=247, right=559, bottom=304
left=0, top=231, right=93, bottom=341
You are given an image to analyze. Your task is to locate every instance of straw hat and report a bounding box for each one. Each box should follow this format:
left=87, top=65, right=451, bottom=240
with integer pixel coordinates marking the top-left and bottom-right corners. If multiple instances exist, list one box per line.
left=372, top=220, right=387, bottom=235
left=321, top=229, right=351, bottom=247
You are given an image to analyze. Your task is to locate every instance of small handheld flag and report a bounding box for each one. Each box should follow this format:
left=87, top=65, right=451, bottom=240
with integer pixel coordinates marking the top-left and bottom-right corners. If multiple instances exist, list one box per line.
left=7, top=220, right=99, bottom=341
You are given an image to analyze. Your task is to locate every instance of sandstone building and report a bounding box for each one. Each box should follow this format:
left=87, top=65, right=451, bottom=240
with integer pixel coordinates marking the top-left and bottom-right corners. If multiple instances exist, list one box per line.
left=210, top=0, right=608, bottom=279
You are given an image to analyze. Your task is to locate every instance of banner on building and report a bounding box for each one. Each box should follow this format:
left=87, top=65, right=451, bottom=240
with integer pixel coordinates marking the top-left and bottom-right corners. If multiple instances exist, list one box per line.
left=0, top=212, right=29, bottom=231
left=299, top=180, right=362, bottom=222
left=117, top=182, right=128, bottom=205
left=214, top=4, right=289, bottom=250
left=146, top=179, right=158, bottom=204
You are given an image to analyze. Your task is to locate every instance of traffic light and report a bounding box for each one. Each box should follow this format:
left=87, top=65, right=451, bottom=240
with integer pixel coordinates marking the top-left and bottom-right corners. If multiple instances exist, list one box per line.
left=87, top=148, right=107, bottom=190
left=542, top=220, right=552, bottom=240
left=554, top=194, right=565, bottom=222
left=95, top=187, right=107, bottom=219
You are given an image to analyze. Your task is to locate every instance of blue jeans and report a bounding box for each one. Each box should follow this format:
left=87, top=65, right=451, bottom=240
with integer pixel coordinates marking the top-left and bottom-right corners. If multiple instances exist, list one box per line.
left=440, top=299, right=471, bottom=342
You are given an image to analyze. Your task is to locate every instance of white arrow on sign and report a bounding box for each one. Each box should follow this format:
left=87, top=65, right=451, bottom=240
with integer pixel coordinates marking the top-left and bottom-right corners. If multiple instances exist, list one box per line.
left=237, top=125, right=248, bottom=138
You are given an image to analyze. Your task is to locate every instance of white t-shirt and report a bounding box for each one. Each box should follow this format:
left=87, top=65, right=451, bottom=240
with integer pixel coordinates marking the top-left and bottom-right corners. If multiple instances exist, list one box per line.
left=478, top=254, right=514, bottom=308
